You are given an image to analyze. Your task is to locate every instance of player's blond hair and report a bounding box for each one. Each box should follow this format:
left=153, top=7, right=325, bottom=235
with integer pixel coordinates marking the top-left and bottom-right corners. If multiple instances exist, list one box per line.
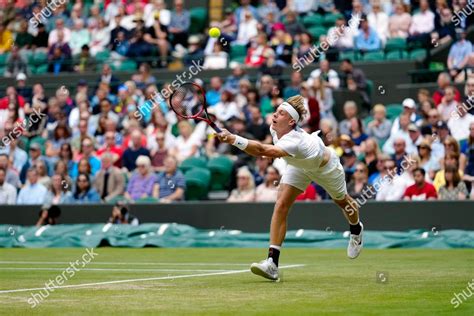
left=286, top=95, right=307, bottom=123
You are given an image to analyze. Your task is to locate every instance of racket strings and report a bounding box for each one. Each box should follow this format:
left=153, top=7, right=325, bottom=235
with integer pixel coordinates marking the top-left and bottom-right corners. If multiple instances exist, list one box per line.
left=170, top=84, right=206, bottom=118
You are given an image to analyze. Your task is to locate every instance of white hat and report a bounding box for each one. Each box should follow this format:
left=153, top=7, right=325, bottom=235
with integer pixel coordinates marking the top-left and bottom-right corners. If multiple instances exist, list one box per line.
left=402, top=98, right=416, bottom=109
left=16, top=73, right=27, bottom=81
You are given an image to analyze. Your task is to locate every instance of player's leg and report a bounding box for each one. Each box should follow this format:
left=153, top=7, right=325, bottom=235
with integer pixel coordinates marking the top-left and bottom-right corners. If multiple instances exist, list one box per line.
left=250, top=167, right=309, bottom=280
left=312, top=153, right=364, bottom=258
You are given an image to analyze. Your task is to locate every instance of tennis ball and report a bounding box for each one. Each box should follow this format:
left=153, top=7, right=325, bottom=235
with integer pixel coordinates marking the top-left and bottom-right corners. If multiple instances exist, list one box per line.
left=209, top=27, right=221, bottom=38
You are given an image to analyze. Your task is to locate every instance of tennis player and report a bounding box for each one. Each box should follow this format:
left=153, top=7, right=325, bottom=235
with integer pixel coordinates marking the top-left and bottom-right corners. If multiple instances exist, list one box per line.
left=216, top=95, right=364, bottom=281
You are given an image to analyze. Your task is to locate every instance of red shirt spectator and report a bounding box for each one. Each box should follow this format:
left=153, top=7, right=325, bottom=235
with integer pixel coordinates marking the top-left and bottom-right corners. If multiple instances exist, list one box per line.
left=296, top=183, right=318, bottom=201
left=0, top=88, right=26, bottom=109
left=403, top=168, right=438, bottom=200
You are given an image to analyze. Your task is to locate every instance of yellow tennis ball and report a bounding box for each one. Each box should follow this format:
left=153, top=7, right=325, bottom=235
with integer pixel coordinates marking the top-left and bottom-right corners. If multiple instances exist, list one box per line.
left=209, top=27, right=221, bottom=38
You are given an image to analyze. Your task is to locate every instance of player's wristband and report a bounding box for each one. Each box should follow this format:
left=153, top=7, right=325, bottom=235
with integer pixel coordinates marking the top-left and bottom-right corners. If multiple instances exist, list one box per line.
left=232, top=135, right=249, bottom=150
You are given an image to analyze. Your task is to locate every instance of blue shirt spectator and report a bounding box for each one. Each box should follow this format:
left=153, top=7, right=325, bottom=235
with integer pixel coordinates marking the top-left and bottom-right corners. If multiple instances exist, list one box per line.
left=17, top=168, right=48, bottom=205
left=72, top=173, right=101, bottom=203
left=448, top=32, right=472, bottom=71
left=156, top=156, right=186, bottom=202
left=355, top=20, right=381, bottom=51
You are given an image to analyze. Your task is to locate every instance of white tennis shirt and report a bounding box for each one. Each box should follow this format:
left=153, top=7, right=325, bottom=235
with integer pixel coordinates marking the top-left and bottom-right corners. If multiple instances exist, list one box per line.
left=270, top=127, right=327, bottom=171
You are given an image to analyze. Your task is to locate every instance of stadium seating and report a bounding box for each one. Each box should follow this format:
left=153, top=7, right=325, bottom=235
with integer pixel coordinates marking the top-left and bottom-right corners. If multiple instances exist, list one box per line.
left=179, top=157, right=208, bottom=173
left=184, top=167, right=211, bottom=200
left=207, top=156, right=234, bottom=191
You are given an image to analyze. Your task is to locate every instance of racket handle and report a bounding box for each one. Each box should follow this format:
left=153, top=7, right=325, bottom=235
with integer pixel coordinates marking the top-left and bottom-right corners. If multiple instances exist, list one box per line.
left=209, top=121, right=222, bottom=133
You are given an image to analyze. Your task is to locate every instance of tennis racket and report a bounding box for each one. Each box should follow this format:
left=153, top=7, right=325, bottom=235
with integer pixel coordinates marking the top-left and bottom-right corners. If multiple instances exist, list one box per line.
left=169, top=82, right=222, bottom=133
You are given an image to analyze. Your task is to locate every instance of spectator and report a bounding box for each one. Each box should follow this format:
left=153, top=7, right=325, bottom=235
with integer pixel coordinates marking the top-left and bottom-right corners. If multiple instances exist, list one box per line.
left=348, top=117, right=368, bottom=149
left=376, top=158, right=411, bottom=201
left=432, top=73, right=461, bottom=106
left=293, top=32, right=314, bottom=65
left=169, top=121, right=199, bottom=164
left=0, top=167, right=17, bottom=204
left=295, top=183, right=318, bottom=201
left=347, top=162, right=374, bottom=200
left=408, top=0, right=435, bottom=47
left=17, top=168, right=47, bottom=204
left=155, top=156, right=186, bottom=202
left=283, top=10, right=305, bottom=38
left=366, top=104, right=392, bottom=145
left=0, top=22, right=13, bottom=54
left=19, top=143, right=46, bottom=184
left=389, top=3, right=411, bottom=38
left=69, top=19, right=91, bottom=56
left=47, top=31, right=72, bottom=74
left=108, top=201, right=139, bottom=225
left=403, top=168, right=438, bottom=200
left=44, top=174, right=73, bottom=205
left=35, top=159, right=51, bottom=188
left=447, top=29, right=472, bottom=80
left=390, top=98, right=421, bottom=135
left=434, top=152, right=463, bottom=191
left=124, top=155, right=158, bottom=201
left=441, top=136, right=468, bottom=172
left=339, top=101, right=358, bottom=136
left=355, top=17, right=382, bottom=52
left=309, top=76, right=335, bottom=123
left=339, top=59, right=369, bottom=104
left=72, top=173, right=101, bottom=203
left=53, top=160, right=73, bottom=190
left=203, top=41, right=228, bottom=70
left=89, top=18, right=110, bottom=56
left=361, top=138, right=380, bottom=177
left=4, top=46, right=28, bottom=78
left=214, top=91, right=240, bottom=122
left=123, top=130, right=151, bottom=171
left=448, top=102, right=474, bottom=141
left=36, top=205, right=61, bottom=227
left=94, top=153, right=125, bottom=202
left=46, top=123, right=72, bottom=158
left=168, top=0, right=190, bottom=48
left=96, top=131, right=124, bottom=167
left=438, top=86, right=460, bottom=122
left=73, top=45, right=96, bottom=73
left=255, top=166, right=280, bottom=202
left=73, top=137, right=101, bottom=176
left=367, top=2, right=389, bottom=44
left=206, top=77, right=223, bottom=107
left=32, top=23, right=49, bottom=50
left=438, top=165, right=469, bottom=200
left=383, top=113, right=412, bottom=155
left=151, top=132, right=169, bottom=172
left=342, top=148, right=358, bottom=182
left=97, top=64, right=121, bottom=94
left=0, top=154, right=20, bottom=188
left=247, top=106, right=271, bottom=143
left=418, top=139, right=440, bottom=180
left=48, top=19, right=71, bottom=46
left=327, top=17, right=354, bottom=51
left=245, top=33, right=274, bottom=68
left=271, top=23, right=293, bottom=66
left=309, top=60, right=340, bottom=90
left=228, top=166, right=256, bottom=202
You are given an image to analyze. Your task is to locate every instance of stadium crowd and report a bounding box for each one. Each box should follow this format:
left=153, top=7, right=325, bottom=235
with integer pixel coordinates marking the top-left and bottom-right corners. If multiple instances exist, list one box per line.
left=0, top=0, right=474, bottom=206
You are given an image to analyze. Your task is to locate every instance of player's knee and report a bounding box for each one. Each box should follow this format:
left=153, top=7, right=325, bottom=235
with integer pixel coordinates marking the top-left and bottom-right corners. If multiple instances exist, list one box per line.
left=274, top=199, right=292, bottom=214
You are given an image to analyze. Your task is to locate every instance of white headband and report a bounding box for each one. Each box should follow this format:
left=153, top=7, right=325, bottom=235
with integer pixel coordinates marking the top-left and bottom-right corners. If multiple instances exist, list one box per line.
left=280, top=102, right=300, bottom=122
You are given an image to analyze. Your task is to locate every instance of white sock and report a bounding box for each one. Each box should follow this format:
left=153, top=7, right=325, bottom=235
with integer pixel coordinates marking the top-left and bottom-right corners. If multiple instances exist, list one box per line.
left=269, top=244, right=281, bottom=250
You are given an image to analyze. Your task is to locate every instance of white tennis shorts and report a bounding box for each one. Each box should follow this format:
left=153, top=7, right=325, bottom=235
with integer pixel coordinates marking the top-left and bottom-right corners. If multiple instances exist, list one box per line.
left=280, top=149, right=347, bottom=200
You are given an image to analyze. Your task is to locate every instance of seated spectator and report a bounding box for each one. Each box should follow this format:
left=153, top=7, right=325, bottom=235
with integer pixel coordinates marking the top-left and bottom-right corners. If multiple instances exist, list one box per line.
left=355, top=17, right=381, bottom=52
left=448, top=102, right=474, bottom=141
left=47, top=30, right=72, bottom=74
left=4, top=46, right=27, bottom=78
left=311, top=77, right=335, bottom=123
left=245, top=33, right=274, bottom=68
left=20, top=143, right=47, bottom=184
left=168, top=0, right=191, bottom=48
left=155, top=156, right=186, bottom=203
left=440, top=136, right=467, bottom=173
left=283, top=10, right=305, bottom=38
left=447, top=29, right=472, bottom=80
left=247, top=106, right=271, bottom=143
left=228, top=166, right=256, bottom=202
left=125, top=155, right=158, bottom=201
left=0, top=167, right=17, bottom=204
left=46, top=123, right=72, bottom=158
left=236, top=10, right=258, bottom=45
left=0, top=154, right=21, bottom=188
left=151, top=132, right=169, bottom=172
left=293, top=32, right=314, bottom=66
left=96, top=131, right=123, bottom=167
left=169, top=121, right=200, bottom=164
left=270, top=23, right=293, bottom=66
left=203, top=41, right=228, bottom=70
left=366, top=104, right=392, bottom=145
left=35, top=160, right=51, bottom=189
left=73, top=137, right=101, bottom=176
left=44, top=174, right=73, bottom=205
left=390, top=98, right=421, bottom=136
left=438, top=166, right=469, bottom=200
left=360, top=138, right=380, bottom=177
left=214, top=91, right=240, bottom=122
left=403, top=168, right=438, bottom=200
left=389, top=3, right=411, bottom=38
left=417, top=139, right=440, bottom=180
left=407, top=0, right=435, bottom=47
left=309, top=60, right=340, bottom=90
left=17, top=168, right=48, bottom=205
left=342, top=149, right=357, bottom=182
left=347, top=162, right=375, bottom=200
left=348, top=117, right=368, bottom=149
left=108, top=201, right=139, bottom=225
left=376, top=158, right=411, bottom=201
left=339, top=101, right=358, bottom=136
left=327, top=17, right=354, bottom=51
left=73, top=45, right=96, bottom=73
left=94, top=153, right=125, bottom=202
left=32, top=23, right=49, bottom=51
left=432, top=73, right=461, bottom=106
left=339, top=59, right=369, bottom=104
left=438, top=86, right=459, bottom=121
left=295, top=183, right=318, bottom=201
left=383, top=114, right=412, bottom=155
left=36, top=205, right=61, bottom=227
left=123, top=130, right=151, bottom=172
left=72, top=173, right=101, bottom=203
left=0, top=22, right=13, bottom=54
left=69, top=19, right=91, bottom=56
left=89, top=18, right=110, bottom=56
left=255, top=166, right=280, bottom=202
left=206, top=77, right=223, bottom=107
left=433, top=152, right=464, bottom=191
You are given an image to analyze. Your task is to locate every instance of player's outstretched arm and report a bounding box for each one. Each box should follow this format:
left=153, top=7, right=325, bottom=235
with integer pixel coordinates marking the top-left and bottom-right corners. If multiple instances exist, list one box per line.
left=216, top=130, right=289, bottom=158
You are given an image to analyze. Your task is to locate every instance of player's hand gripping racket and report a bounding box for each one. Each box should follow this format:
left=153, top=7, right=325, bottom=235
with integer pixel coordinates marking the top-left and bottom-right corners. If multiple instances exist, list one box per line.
left=169, top=82, right=222, bottom=133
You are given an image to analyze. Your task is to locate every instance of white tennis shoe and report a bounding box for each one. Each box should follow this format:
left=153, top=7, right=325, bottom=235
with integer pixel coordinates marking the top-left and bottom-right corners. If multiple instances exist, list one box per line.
left=250, top=258, right=279, bottom=281
left=347, top=222, right=364, bottom=259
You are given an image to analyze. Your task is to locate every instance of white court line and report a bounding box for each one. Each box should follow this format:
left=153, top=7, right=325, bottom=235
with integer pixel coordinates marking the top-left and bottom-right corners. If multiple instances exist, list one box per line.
left=0, top=264, right=305, bottom=294
left=0, top=261, right=251, bottom=266
left=0, top=267, right=232, bottom=273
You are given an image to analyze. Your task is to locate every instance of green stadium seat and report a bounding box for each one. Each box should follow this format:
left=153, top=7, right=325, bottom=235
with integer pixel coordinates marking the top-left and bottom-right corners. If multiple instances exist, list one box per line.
left=117, top=59, right=137, bottom=71
left=363, top=116, right=374, bottom=127
left=230, top=44, right=248, bottom=59
left=95, top=50, right=111, bottom=63
left=339, top=50, right=355, bottom=61
left=386, top=104, right=404, bottom=120
left=179, top=157, right=207, bottom=173
left=308, top=26, right=327, bottom=40
left=385, top=37, right=407, bottom=52
left=107, top=195, right=127, bottom=204
left=34, top=64, right=48, bottom=74
left=409, top=49, right=427, bottom=60
left=323, top=13, right=343, bottom=28
left=230, top=56, right=246, bottom=64
left=33, top=51, right=47, bottom=65
left=207, top=156, right=234, bottom=191
left=366, top=79, right=374, bottom=99
left=189, top=7, right=208, bottom=34
left=362, top=51, right=385, bottom=61
left=184, top=167, right=211, bottom=200
left=386, top=50, right=408, bottom=60
left=0, top=53, right=9, bottom=66
left=302, top=14, right=323, bottom=28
